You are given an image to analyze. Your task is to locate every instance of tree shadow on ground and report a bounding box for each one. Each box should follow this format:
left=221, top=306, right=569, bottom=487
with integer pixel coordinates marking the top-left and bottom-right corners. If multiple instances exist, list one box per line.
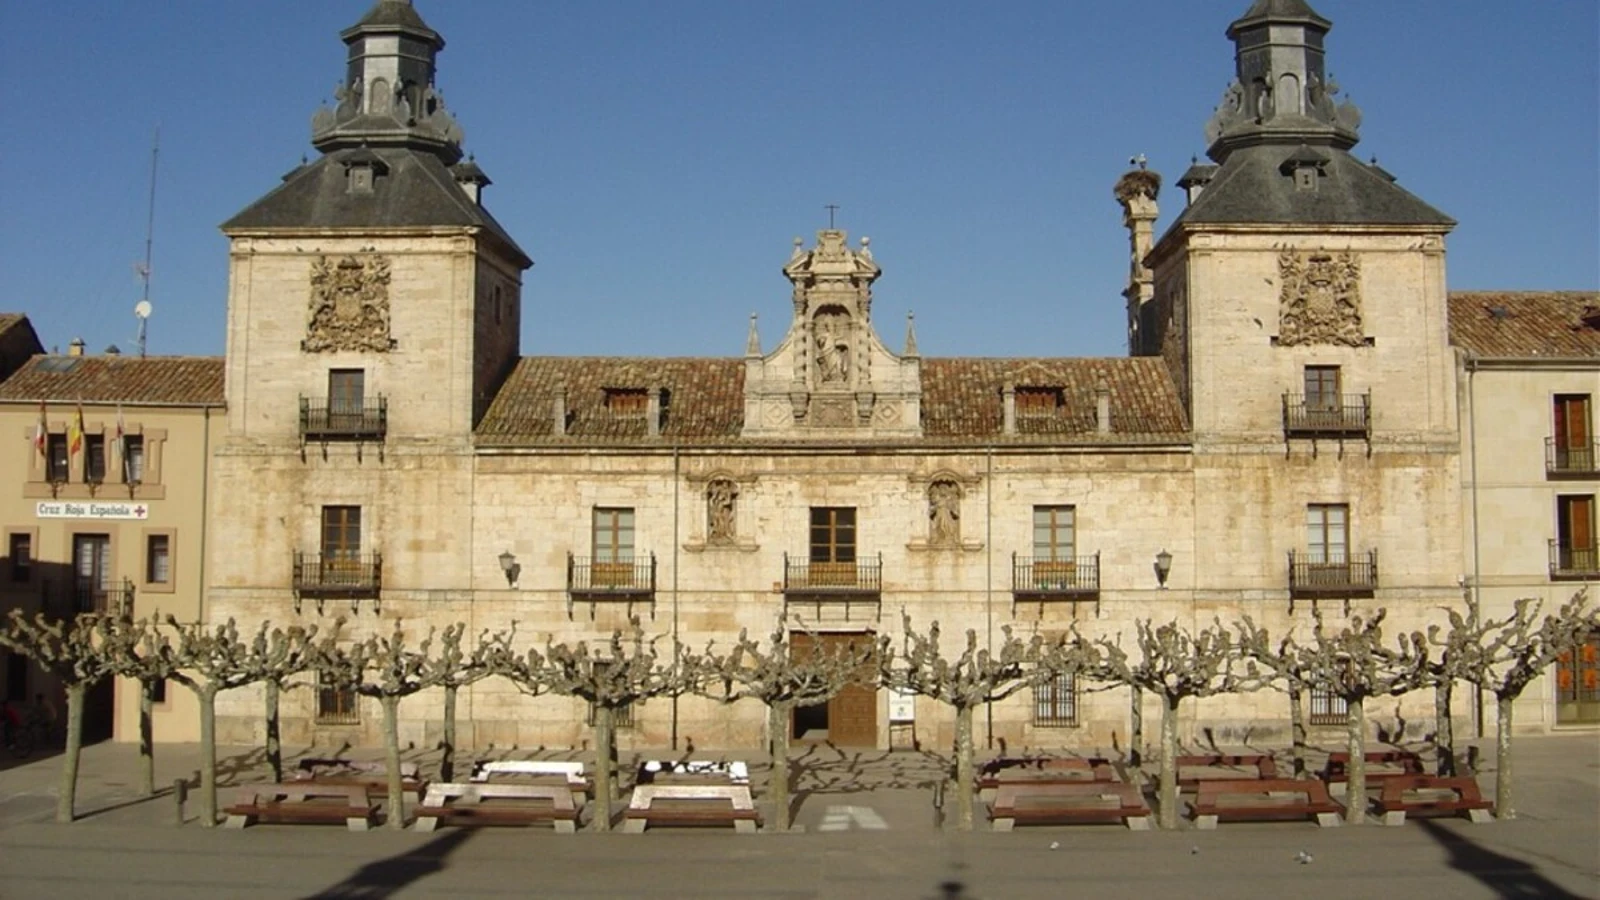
left=1416, top=816, right=1585, bottom=900
left=300, top=827, right=475, bottom=900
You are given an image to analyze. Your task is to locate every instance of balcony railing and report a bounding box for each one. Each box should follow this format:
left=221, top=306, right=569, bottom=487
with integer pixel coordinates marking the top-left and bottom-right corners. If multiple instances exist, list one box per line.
left=783, top=554, right=883, bottom=594
left=1288, top=549, right=1378, bottom=597
left=1012, top=553, right=1100, bottom=598
left=568, top=553, right=657, bottom=597
left=300, top=396, right=388, bottom=442
left=1283, top=393, right=1371, bottom=439
left=73, top=577, right=135, bottom=617
left=1549, top=541, right=1600, bottom=580
left=293, top=551, right=383, bottom=596
left=1546, top=438, right=1600, bottom=477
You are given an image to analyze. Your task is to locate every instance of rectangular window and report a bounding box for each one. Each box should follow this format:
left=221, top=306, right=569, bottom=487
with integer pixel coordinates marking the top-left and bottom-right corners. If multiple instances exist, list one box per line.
left=46, top=434, right=68, bottom=482
left=316, top=673, right=359, bottom=725
left=85, top=435, right=107, bottom=483
left=150, top=678, right=167, bottom=705
left=122, top=435, right=145, bottom=484
left=1306, top=504, right=1349, bottom=564
left=321, top=506, right=362, bottom=559
left=72, top=534, right=112, bottom=614
left=1554, top=394, right=1594, bottom=471
left=1033, top=672, right=1078, bottom=727
left=592, top=508, right=636, bottom=562
left=604, top=388, right=649, bottom=416
left=1557, top=495, right=1596, bottom=572
left=809, top=507, right=857, bottom=563
left=146, top=534, right=171, bottom=585
left=328, top=369, right=365, bottom=414
left=1309, top=687, right=1348, bottom=726
left=1015, top=386, right=1062, bottom=416
left=8, top=533, right=31, bottom=583
left=586, top=662, right=635, bottom=728
left=1304, top=366, right=1341, bottom=411
left=1033, top=506, right=1076, bottom=561
left=1556, top=636, right=1600, bottom=724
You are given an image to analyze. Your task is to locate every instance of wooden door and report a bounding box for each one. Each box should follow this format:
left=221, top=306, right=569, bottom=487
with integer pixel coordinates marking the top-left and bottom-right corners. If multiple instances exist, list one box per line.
left=788, top=631, right=878, bottom=747
left=1555, top=395, right=1592, bottom=469
left=1556, top=637, right=1600, bottom=724
left=1559, top=495, right=1595, bottom=570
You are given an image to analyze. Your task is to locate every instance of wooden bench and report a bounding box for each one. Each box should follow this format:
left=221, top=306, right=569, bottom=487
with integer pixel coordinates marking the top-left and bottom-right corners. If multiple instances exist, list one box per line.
left=223, top=783, right=377, bottom=831
left=977, top=758, right=1118, bottom=802
left=413, top=783, right=579, bottom=833
left=989, top=781, right=1151, bottom=832
left=622, top=784, right=760, bottom=833
left=1189, top=778, right=1343, bottom=829
left=1375, top=775, right=1494, bottom=826
left=1322, top=750, right=1424, bottom=784
left=1176, top=754, right=1278, bottom=786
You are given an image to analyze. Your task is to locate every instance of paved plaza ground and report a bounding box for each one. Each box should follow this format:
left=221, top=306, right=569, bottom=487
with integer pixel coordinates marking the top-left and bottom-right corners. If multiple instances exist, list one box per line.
left=0, top=735, right=1595, bottom=899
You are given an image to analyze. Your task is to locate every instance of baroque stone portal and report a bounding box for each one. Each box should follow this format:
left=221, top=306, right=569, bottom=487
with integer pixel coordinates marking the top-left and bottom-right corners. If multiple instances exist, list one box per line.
left=304, top=255, right=395, bottom=353
left=1277, top=250, right=1364, bottom=347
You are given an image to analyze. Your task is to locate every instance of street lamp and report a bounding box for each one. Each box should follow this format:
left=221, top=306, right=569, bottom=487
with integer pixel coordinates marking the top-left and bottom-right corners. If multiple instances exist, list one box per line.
left=498, top=550, right=520, bottom=588
left=1154, top=549, right=1173, bottom=589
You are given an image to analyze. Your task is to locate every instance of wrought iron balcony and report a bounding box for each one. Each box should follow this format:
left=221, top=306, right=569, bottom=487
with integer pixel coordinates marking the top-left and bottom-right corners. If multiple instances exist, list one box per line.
left=74, top=577, right=134, bottom=617
left=1288, top=549, right=1378, bottom=598
left=300, top=396, right=387, bottom=442
left=1012, top=553, right=1100, bottom=599
left=1283, top=393, right=1371, bottom=439
left=293, top=551, right=383, bottom=596
left=1546, top=438, right=1600, bottom=477
left=1549, top=541, right=1600, bottom=581
left=568, top=553, right=657, bottom=598
left=783, top=554, right=883, bottom=594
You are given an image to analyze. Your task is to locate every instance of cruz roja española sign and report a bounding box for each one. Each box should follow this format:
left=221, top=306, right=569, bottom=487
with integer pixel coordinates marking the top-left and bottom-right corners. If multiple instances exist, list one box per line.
left=35, top=500, right=149, bottom=520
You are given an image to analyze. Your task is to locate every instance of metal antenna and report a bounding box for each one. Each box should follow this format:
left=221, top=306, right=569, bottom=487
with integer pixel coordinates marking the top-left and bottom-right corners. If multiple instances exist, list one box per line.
left=825, top=204, right=839, bottom=229
left=135, top=126, right=160, bottom=358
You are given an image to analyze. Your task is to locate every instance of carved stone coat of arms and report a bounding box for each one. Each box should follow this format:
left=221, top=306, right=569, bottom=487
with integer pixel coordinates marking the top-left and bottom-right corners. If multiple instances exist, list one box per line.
left=304, top=255, right=394, bottom=353
left=1277, top=250, right=1364, bottom=347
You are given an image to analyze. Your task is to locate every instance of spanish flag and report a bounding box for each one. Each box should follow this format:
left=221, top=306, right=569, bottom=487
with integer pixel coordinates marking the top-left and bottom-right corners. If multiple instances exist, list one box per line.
left=68, top=401, right=85, bottom=457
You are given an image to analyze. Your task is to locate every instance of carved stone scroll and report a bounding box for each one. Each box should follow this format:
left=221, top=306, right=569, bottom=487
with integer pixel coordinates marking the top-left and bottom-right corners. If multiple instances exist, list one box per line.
left=304, top=255, right=395, bottom=353
left=1277, top=251, right=1364, bottom=347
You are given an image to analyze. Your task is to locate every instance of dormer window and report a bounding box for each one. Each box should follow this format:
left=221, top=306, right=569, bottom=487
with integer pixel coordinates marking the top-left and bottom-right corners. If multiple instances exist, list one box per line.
left=341, top=149, right=389, bottom=195
left=605, top=388, right=649, bottom=416
left=349, top=166, right=374, bottom=193
left=1295, top=166, right=1318, bottom=192
left=1016, top=386, right=1064, bottom=416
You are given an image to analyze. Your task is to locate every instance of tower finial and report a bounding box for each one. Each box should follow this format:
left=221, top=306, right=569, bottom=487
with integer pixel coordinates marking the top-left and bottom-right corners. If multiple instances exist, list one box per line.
left=903, top=311, right=919, bottom=357
left=745, top=313, right=761, bottom=357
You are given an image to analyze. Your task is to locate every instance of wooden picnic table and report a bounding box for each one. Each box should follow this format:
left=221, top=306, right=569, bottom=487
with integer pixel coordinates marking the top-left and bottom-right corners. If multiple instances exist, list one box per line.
left=636, top=760, right=750, bottom=784
left=1321, top=750, right=1424, bottom=784
left=1175, top=754, right=1278, bottom=786
left=1375, top=775, right=1494, bottom=825
left=622, top=784, right=760, bottom=833
left=989, top=781, right=1151, bottom=831
left=1189, top=778, right=1343, bottom=829
left=977, top=758, right=1119, bottom=802
left=471, top=760, right=589, bottom=804
left=223, top=782, right=377, bottom=831
left=296, top=758, right=420, bottom=779
left=414, top=782, right=579, bottom=833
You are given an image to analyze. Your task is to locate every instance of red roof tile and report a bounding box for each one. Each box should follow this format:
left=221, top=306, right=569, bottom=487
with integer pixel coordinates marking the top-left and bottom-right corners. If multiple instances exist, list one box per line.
left=0, top=355, right=224, bottom=405
left=1448, top=292, right=1600, bottom=359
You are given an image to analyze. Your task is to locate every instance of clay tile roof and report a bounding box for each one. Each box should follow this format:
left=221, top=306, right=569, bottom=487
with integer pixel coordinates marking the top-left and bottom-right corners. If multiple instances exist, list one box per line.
left=0, top=356, right=225, bottom=405
left=1448, top=292, right=1600, bottom=359
left=479, top=354, right=1189, bottom=446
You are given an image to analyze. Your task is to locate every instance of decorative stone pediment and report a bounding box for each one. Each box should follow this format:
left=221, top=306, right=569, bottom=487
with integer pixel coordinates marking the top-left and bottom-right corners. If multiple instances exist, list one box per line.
left=1277, top=250, right=1364, bottom=347
left=303, top=255, right=395, bottom=353
left=741, top=230, right=922, bottom=439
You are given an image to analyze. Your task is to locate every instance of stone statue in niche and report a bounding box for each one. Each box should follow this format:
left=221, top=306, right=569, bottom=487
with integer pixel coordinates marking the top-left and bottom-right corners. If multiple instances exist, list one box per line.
left=813, top=311, right=851, bottom=385
left=304, top=255, right=395, bottom=353
left=706, top=478, right=738, bottom=544
left=1277, top=250, right=1364, bottom=347
left=928, top=479, right=961, bottom=546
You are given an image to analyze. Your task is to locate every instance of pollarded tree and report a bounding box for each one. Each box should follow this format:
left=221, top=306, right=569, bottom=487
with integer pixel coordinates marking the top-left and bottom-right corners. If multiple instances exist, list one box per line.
left=1292, top=610, right=1420, bottom=825
left=161, top=618, right=323, bottom=827
left=1445, top=592, right=1597, bottom=819
left=1094, top=619, right=1257, bottom=829
left=539, top=624, right=702, bottom=832
left=256, top=621, right=330, bottom=783
left=699, top=616, right=877, bottom=831
left=1236, top=618, right=1317, bottom=778
left=0, top=609, right=135, bottom=822
left=885, top=616, right=1095, bottom=832
left=427, top=626, right=517, bottom=782
left=107, top=616, right=180, bottom=796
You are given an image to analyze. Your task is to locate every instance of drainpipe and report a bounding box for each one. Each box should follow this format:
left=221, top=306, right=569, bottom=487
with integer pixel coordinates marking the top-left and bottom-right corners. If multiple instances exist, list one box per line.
left=671, top=445, right=680, bottom=751
left=1466, top=353, right=1484, bottom=738
left=985, top=444, right=994, bottom=748
left=199, top=406, right=211, bottom=625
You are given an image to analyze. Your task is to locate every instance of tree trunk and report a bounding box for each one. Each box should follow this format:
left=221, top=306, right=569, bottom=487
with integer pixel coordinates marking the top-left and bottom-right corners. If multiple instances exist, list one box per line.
left=954, top=704, right=976, bottom=831
left=198, top=685, right=218, bottom=828
left=1494, top=693, right=1514, bottom=820
left=1288, top=684, right=1306, bottom=779
left=441, top=684, right=457, bottom=783
left=768, top=701, right=792, bottom=832
left=1129, top=686, right=1144, bottom=774
left=1344, top=695, right=1366, bottom=826
left=1435, top=679, right=1455, bottom=777
left=592, top=704, right=615, bottom=832
left=55, top=682, right=86, bottom=823
left=381, top=694, right=405, bottom=830
left=1155, top=694, right=1181, bottom=829
left=264, top=679, right=282, bottom=783
left=139, top=679, right=156, bottom=796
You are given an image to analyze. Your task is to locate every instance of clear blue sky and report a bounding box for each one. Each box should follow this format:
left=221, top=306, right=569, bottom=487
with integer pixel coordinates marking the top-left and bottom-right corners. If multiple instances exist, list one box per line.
left=2, top=1, right=1595, bottom=359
